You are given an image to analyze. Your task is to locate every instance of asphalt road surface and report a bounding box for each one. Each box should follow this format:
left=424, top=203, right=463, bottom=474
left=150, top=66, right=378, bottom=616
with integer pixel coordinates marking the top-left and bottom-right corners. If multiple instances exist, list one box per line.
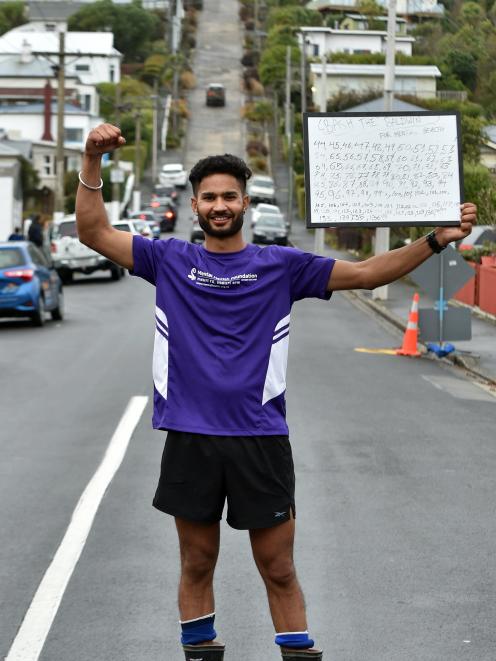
left=2, top=1, right=496, bottom=660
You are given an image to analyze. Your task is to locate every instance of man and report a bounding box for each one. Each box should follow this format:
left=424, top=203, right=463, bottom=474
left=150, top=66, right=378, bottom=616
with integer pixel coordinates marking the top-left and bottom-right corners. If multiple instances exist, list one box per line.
left=76, top=124, right=477, bottom=661
left=27, top=215, right=44, bottom=248
left=7, top=226, right=24, bottom=241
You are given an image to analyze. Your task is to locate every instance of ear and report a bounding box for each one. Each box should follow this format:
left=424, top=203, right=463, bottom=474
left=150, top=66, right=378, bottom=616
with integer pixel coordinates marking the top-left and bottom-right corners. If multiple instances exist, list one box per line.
left=243, top=194, right=250, bottom=211
left=191, top=197, right=198, bottom=214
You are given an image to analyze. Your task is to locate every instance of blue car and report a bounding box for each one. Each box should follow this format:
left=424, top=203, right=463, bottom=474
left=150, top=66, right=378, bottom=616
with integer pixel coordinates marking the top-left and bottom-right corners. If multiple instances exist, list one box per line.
left=0, top=241, right=64, bottom=326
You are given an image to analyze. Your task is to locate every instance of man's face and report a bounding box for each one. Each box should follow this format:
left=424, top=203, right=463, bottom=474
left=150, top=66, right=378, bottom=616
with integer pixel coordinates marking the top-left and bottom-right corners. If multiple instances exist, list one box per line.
left=191, top=173, right=249, bottom=239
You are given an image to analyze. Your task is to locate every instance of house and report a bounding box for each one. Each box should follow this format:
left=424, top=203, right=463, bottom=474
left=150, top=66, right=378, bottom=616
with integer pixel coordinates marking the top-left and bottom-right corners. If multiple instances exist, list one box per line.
left=0, top=142, right=23, bottom=240
left=26, top=1, right=85, bottom=33
left=305, top=0, right=444, bottom=21
left=339, top=14, right=408, bottom=34
left=310, top=62, right=441, bottom=107
left=299, top=25, right=414, bottom=59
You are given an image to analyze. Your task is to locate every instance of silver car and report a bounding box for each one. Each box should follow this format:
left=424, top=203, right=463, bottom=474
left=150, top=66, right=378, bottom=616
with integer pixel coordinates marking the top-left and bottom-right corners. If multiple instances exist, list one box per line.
left=252, top=213, right=288, bottom=246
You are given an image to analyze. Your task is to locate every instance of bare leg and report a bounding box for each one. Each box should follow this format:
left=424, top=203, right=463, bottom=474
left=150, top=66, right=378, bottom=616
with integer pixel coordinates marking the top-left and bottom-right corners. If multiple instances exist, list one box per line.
left=175, top=517, right=220, bottom=621
left=249, top=516, right=308, bottom=633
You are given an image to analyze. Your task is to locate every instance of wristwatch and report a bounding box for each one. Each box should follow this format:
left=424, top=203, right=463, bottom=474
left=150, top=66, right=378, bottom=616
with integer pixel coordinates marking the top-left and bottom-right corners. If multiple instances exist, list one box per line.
left=426, top=230, right=446, bottom=254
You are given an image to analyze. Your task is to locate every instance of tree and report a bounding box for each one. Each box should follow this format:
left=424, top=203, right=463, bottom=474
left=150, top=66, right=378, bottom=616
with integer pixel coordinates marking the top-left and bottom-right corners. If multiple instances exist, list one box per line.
left=0, top=1, right=27, bottom=35
left=259, top=44, right=300, bottom=89
left=266, top=6, right=322, bottom=30
left=68, top=0, right=163, bottom=62
left=464, top=163, right=496, bottom=224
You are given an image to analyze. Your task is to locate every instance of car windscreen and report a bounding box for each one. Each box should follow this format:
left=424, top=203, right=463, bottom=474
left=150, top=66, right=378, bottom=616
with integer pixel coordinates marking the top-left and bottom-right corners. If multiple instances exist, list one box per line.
left=52, top=221, right=78, bottom=239
left=113, top=224, right=131, bottom=232
left=258, top=216, right=285, bottom=228
left=252, top=179, right=273, bottom=189
left=0, top=247, right=24, bottom=269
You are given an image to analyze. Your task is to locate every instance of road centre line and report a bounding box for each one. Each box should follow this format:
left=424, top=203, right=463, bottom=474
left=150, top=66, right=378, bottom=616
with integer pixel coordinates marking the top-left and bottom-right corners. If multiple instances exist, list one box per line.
left=5, top=396, right=149, bottom=661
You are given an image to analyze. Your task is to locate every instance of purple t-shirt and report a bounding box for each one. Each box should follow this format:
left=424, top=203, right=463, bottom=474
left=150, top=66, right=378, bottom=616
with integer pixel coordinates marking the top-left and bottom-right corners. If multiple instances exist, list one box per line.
left=131, top=236, right=335, bottom=435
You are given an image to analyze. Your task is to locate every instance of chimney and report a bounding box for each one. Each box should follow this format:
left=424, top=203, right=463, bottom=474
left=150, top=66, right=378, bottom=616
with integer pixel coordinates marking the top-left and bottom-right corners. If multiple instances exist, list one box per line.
left=20, top=39, right=33, bottom=64
left=42, top=81, right=54, bottom=141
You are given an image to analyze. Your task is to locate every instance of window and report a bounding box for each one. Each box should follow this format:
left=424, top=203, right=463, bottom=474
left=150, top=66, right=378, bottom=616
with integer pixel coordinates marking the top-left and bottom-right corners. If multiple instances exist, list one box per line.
left=0, top=248, right=23, bottom=268
left=109, top=65, right=115, bottom=82
left=313, top=44, right=319, bottom=56
left=64, top=128, right=83, bottom=143
left=75, top=63, right=90, bottom=72
left=79, top=94, right=91, bottom=111
left=45, top=23, right=57, bottom=31
left=43, top=155, right=54, bottom=176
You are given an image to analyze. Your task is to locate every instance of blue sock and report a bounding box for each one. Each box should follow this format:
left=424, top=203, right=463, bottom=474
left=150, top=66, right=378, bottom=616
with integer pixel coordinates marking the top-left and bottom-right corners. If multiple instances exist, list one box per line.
left=180, top=612, right=217, bottom=645
left=275, top=632, right=315, bottom=649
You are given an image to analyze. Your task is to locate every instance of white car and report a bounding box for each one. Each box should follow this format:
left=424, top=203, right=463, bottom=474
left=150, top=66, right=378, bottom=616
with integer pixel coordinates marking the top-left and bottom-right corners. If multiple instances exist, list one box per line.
left=50, top=215, right=125, bottom=283
left=247, top=175, right=276, bottom=204
left=251, top=203, right=282, bottom=227
left=159, top=163, right=188, bottom=188
left=112, top=219, right=153, bottom=238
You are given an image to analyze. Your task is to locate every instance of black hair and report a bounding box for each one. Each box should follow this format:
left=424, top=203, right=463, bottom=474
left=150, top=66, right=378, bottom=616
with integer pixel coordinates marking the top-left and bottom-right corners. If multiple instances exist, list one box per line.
left=188, top=154, right=252, bottom=195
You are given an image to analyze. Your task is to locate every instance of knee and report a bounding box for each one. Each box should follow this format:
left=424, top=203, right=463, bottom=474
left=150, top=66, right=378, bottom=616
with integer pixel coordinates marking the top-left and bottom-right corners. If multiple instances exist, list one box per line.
left=181, top=546, right=217, bottom=583
left=258, top=556, right=297, bottom=589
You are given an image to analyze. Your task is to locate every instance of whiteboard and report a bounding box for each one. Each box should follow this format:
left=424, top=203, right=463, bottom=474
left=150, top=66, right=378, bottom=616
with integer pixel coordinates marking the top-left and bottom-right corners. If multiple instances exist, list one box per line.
left=303, top=111, right=463, bottom=228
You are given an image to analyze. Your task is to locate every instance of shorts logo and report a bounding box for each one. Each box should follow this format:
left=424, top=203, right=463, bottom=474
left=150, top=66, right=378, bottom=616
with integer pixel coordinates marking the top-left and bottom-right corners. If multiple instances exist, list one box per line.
left=274, top=511, right=287, bottom=518
left=187, top=267, right=197, bottom=281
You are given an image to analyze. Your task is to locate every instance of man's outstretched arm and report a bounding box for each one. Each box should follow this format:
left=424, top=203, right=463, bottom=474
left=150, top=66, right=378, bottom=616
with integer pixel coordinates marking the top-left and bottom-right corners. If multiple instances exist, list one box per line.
left=76, top=124, right=134, bottom=270
left=328, top=203, right=477, bottom=291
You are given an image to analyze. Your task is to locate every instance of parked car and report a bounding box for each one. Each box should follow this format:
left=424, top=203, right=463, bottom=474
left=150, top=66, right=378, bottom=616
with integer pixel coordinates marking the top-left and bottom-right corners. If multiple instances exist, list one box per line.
left=112, top=219, right=153, bottom=238
left=146, top=199, right=177, bottom=232
left=458, top=225, right=496, bottom=251
left=0, top=241, right=63, bottom=326
left=206, top=83, right=226, bottom=107
left=50, top=216, right=124, bottom=283
left=159, top=163, right=188, bottom=188
left=252, top=214, right=288, bottom=246
left=247, top=175, right=276, bottom=204
left=153, top=183, right=179, bottom=202
left=128, top=211, right=161, bottom=238
left=251, top=203, right=282, bottom=227
left=190, top=218, right=205, bottom=244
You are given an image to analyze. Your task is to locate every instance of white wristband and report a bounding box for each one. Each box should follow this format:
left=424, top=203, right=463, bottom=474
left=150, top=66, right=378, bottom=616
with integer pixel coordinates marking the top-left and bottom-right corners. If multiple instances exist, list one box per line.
left=78, top=171, right=103, bottom=190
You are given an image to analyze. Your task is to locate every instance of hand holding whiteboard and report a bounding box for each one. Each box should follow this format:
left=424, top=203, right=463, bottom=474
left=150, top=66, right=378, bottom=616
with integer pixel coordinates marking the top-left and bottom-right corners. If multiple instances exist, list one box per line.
left=303, top=111, right=463, bottom=228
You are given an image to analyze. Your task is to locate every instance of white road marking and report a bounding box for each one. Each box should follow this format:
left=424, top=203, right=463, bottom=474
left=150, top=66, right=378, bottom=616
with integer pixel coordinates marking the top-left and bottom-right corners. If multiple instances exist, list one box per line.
left=5, top=396, right=149, bottom=661
left=421, top=375, right=496, bottom=402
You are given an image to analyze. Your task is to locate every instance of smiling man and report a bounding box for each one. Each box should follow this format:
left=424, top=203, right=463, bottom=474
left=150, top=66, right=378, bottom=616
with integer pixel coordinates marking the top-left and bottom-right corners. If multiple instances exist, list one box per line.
left=76, top=124, right=477, bottom=661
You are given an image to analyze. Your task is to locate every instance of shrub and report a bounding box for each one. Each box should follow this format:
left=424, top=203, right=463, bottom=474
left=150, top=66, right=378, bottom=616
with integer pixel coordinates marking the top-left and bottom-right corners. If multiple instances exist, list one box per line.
left=249, top=156, right=268, bottom=172
left=296, top=186, right=306, bottom=220
left=246, top=139, right=269, bottom=156
left=180, top=70, right=196, bottom=89
left=241, top=50, right=259, bottom=67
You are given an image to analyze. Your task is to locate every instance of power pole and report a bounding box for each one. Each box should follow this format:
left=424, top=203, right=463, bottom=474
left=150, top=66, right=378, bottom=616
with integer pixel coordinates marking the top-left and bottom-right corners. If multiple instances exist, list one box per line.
left=152, top=79, right=158, bottom=185
left=54, top=31, right=65, bottom=217
left=314, top=55, right=327, bottom=255
left=373, top=0, right=397, bottom=300
left=171, top=0, right=182, bottom=136
left=133, top=113, right=142, bottom=213
left=285, top=45, right=291, bottom=142
left=287, top=104, right=294, bottom=232
left=300, top=34, right=307, bottom=115
left=110, top=83, right=122, bottom=223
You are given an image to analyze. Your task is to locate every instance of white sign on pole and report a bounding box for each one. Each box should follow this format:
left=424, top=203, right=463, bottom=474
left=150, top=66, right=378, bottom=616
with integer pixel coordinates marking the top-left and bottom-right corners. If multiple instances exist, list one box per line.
left=303, top=111, right=463, bottom=228
left=110, top=168, right=125, bottom=184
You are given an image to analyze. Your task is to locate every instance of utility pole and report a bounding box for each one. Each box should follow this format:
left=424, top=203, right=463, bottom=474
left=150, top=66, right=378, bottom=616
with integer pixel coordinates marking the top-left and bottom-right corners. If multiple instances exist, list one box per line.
left=133, top=113, right=142, bottom=213
left=152, top=79, right=159, bottom=185
left=373, top=0, right=397, bottom=300
left=287, top=104, right=294, bottom=232
left=300, top=35, right=307, bottom=115
left=171, top=0, right=182, bottom=136
left=314, top=55, right=327, bottom=255
left=285, top=45, right=291, bottom=142
left=110, top=83, right=122, bottom=223
left=54, top=30, right=65, bottom=217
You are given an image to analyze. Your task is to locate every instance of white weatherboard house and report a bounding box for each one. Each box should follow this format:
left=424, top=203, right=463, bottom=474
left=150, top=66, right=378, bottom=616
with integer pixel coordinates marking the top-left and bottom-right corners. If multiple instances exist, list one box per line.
left=299, top=26, right=414, bottom=58
left=0, top=142, right=23, bottom=240
left=481, top=126, right=496, bottom=174
left=305, top=0, right=444, bottom=19
left=310, top=62, right=441, bottom=106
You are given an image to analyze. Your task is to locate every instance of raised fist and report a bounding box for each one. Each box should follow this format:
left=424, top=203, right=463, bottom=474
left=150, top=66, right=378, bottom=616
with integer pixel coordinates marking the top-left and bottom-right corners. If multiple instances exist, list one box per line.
left=85, top=123, right=126, bottom=156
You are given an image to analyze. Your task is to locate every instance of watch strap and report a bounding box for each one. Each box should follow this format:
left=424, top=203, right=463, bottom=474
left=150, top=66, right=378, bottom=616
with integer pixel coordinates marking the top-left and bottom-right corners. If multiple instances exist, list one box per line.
left=426, top=231, right=446, bottom=254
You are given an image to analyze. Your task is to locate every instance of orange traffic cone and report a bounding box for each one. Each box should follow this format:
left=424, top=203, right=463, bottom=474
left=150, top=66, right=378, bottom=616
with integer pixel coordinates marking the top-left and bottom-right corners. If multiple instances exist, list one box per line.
left=396, top=293, right=421, bottom=357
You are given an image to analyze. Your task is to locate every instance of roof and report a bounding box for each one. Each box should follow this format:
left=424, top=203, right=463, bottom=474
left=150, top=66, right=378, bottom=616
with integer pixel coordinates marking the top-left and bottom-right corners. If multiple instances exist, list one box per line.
left=345, top=97, right=427, bottom=112
left=310, top=63, right=442, bottom=77
left=27, top=1, right=85, bottom=21
left=300, top=26, right=414, bottom=40
left=0, top=28, right=122, bottom=57
left=343, top=13, right=407, bottom=22
left=2, top=139, right=32, bottom=159
left=0, top=142, right=22, bottom=157
left=0, top=101, right=90, bottom=115
left=0, top=54, right=78, bottom=79
left=483, top=125, right=496, bottom=144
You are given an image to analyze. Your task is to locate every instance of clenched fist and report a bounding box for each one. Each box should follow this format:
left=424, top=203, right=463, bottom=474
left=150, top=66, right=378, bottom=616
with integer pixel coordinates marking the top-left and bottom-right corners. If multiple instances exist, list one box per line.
left=85, top=123, right=126, bottom=156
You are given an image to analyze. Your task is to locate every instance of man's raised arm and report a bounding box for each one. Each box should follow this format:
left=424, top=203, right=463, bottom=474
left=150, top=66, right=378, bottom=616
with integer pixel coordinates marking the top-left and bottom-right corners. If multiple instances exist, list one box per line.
left=76, top=124, right=134, bottom=270
left=328, top=203, right=477, bottom=291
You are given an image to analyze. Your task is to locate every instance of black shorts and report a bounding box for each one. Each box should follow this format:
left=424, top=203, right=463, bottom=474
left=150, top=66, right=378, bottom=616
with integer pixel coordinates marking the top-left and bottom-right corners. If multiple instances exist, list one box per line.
left=153, top=431, right=296, bottom=530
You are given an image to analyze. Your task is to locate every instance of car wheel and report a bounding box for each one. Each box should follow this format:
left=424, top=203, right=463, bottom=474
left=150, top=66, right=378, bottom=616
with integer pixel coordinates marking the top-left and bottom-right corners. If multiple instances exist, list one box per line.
left=51, top=289, right=64, bottom=321
left=59, top=269, right=73, bottom=285
left=31, top=295, right=46, bottom=327
left=120, top=267, right=126, bottom=277
left=110, top=266, right=121, bottom=281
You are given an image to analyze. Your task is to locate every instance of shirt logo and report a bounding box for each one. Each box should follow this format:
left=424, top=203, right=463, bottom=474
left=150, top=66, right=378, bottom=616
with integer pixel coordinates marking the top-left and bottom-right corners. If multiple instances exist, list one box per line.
left=274, top=511, right=287, bottom=518
left=187, top=267, right=197, bottom=281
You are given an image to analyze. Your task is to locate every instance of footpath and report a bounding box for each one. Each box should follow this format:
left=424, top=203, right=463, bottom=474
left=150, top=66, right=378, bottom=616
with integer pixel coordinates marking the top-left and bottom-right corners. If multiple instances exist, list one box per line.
left=272, top=154, right=496, bottom=389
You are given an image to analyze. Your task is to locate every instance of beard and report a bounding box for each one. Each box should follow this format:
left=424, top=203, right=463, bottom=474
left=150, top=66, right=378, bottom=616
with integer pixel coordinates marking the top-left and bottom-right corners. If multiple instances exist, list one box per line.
left=197, top=209, right=245, bottom=239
